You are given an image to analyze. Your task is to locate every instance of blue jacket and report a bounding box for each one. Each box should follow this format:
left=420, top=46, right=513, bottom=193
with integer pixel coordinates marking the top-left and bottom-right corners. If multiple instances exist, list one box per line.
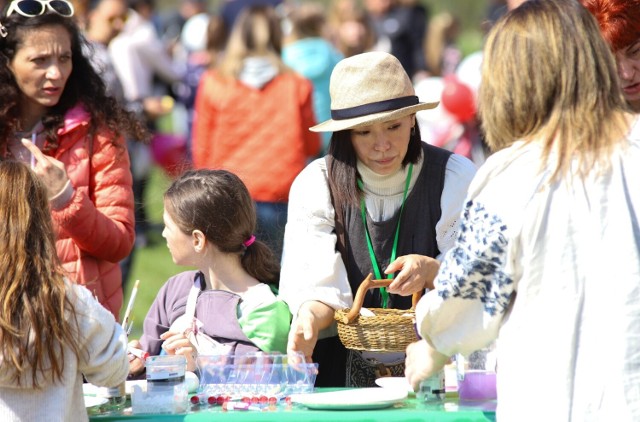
left=283, top=37, right=343, bottom=153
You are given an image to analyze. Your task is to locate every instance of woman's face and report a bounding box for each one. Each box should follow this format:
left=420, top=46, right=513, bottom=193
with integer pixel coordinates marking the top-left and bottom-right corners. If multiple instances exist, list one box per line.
left=615, top=40, right=640, bottom=112
left=9, top=25, right=72, bottom=122
left=350, top=114, right=415, bottom=176
left=162, top=209, right=195, bottom=266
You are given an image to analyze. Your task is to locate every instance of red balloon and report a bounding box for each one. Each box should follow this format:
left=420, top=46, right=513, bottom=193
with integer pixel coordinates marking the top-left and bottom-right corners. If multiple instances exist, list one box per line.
left=441, top=76, right=476, bottom=123
left=150, top=133, right=190, bottom=177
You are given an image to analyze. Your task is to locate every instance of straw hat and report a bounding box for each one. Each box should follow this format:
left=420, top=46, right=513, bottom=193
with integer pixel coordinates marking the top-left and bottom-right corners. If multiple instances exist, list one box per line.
left=310, top=52, right=439, bottom=133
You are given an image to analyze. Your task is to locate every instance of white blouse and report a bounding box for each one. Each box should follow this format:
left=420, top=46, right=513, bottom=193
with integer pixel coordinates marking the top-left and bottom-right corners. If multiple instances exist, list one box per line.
left=416, top=116, right=640, bottom=421
left=279, top=147, right=477, bottom=320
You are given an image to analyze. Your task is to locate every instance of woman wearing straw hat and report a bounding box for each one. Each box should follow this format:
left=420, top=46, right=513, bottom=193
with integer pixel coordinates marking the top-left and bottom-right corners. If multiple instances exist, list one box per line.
left=279, top=51, right=477, bottom=387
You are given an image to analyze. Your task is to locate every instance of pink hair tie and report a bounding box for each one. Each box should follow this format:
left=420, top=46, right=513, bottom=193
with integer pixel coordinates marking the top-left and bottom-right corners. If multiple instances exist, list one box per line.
left=243, top=235, right=256, bottom=248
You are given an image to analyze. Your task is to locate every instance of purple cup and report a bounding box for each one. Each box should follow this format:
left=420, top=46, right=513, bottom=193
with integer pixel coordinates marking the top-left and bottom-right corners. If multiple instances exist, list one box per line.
left=458, top=370, right=497, bottom=401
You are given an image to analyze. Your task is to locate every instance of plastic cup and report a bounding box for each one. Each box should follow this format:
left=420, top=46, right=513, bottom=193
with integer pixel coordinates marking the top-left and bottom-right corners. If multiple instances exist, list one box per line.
left=458, top=370, right=497, bottom=401
left=456, top=346, right=497, bottom=401
left=132, top=355, right=188, bottom=414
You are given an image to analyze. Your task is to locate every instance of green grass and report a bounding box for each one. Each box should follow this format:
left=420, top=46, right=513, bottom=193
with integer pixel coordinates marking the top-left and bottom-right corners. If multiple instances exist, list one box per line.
left=119, top=166, right=185, bottom=339
left=458, top=29, right=485, bottom=58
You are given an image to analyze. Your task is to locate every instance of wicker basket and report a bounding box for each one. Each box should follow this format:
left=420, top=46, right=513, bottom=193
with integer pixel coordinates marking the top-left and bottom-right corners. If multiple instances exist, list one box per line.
left=334, top=274, right=421, bottom=352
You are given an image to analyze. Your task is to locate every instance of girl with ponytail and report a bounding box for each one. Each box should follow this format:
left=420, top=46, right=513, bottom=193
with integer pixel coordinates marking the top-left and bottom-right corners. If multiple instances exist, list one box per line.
left=128, top=169, right=290, bottom=375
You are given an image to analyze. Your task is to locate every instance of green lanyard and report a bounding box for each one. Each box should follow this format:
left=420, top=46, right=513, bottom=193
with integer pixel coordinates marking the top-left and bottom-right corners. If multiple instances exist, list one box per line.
left=357, top=164, right=413, bottom=309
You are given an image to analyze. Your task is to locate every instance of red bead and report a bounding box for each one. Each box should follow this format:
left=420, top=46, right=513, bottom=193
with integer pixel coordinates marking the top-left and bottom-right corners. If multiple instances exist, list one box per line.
left=190, top=395, right=200, bottom=405
left=268, top=397, right=277, bottom=404
left=251, top=396, right=259, bottom=404
left=241, top=396, right=250, bottom=403
left=259, top=396, right=268, bottom=404
left=285, top=396, right=292, bottom=404
left=207, top=396, right=217, bottom=405
left=216, top=396, right=225, bottom=405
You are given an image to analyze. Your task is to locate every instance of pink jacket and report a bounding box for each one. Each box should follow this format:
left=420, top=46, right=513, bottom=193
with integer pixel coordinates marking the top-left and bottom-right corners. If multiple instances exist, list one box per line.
left=49, top=105, right=135, bottom=319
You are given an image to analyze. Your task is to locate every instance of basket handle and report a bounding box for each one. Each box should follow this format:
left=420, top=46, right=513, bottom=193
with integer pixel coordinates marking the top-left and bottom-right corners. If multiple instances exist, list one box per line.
left=339, top=273, right=423, bottom=324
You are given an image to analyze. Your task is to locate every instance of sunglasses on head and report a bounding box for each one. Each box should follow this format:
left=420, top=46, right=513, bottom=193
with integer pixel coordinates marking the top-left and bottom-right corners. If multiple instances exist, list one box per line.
left=6, top=0, right=74, bottom=18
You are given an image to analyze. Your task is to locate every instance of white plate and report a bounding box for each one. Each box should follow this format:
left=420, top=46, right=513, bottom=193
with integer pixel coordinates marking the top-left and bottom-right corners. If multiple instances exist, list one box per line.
left=291, top=387, right=407, bottom=410
left=375, top=377, right=414, bottom=394
left=84, top=396, right=108, bottom=408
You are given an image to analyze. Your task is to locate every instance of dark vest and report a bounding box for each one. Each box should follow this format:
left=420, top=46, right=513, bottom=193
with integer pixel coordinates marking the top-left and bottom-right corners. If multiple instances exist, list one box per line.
left=335, top=143, right=452, bottom=309
left=315, top=143, right=452, bottom=387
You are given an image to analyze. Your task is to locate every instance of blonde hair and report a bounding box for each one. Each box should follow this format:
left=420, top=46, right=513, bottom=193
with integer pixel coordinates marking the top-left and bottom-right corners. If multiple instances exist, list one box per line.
left=0, top=162, right=81, bottom=387
left=480, top=0, right=630, bottom=180
left=218, top=5, right=288, bottom=79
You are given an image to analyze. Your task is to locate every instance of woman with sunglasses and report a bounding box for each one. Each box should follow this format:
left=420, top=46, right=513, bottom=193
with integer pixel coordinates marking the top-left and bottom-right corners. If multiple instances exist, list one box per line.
left=0, top=0, right=148, bottom=320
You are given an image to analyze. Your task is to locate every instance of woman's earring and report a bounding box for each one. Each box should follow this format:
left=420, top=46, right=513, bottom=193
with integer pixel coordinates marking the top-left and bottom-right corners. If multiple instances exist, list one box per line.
left=411, top=125, right=416, bottom=136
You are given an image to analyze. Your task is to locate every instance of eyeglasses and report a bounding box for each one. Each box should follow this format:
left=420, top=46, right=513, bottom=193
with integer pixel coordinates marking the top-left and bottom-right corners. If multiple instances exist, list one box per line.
left=5, top=0, right=74, bottom=18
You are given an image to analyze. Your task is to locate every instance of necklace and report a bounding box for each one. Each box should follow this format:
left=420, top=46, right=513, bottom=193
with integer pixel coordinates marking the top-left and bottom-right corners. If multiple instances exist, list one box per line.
left=357, top=163, right=413, bottom=308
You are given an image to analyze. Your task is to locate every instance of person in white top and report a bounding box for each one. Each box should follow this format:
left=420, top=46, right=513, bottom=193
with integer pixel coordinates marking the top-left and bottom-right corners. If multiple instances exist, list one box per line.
left=279, top=51, right=476, bottom=387
left=405, top=1, right=640, bottom=420
left=0, top=161, right=128, bottom=422
left=109, top=0, right=184, bottom=103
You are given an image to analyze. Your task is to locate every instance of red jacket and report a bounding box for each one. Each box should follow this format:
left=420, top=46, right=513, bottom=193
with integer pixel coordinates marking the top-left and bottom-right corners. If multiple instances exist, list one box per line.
left=192, top=70, right=320, bottom=202
left=50, top=105, right=135, bottom=319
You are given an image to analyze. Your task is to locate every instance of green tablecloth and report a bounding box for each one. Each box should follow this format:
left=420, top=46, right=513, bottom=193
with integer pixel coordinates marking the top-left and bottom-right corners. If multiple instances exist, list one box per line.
left=89, top=391, right=496, bottom=422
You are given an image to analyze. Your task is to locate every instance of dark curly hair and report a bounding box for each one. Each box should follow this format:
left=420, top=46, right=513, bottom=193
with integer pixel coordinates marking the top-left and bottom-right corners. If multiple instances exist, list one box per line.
left=0, top=10, right=148, bottom=152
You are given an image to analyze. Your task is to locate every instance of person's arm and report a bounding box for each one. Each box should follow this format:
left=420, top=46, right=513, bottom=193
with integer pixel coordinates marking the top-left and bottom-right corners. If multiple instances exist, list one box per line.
left=287, top=300, right=336, bottom=363
left=128, top=279, right=175, bottom=376
left=73, top=282, right=129, bottom=387
left=279, top=159, right=352, bottom=317
left=406, top=192, right=516, bottom=388
left=385, top=153, right=477, bottom=295
left=435, top=153, right=478, bottom=259
left=385, top=254, right=440, bottom=294
left=279, top=159, right=353, bottom=360
left=51, top=131, right=135, bottom=263
left=405, top=338, right=449, bottom=391
left=238, top=294, right=292, bottom=354
left=138, top=280, right=174, bottom=356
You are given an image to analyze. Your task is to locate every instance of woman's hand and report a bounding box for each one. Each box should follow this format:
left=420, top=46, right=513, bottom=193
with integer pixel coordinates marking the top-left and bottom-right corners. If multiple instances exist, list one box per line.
left=21, top=138, right=70, bottom=198
left=287, top=301, right=334, bottom=364
left=128, top=339, right=145, bottom=377
left=385, top=254, right=440, bottom=295
left=160, top=330, right=197, bottom=371
left=405, top=339, right=450, bottom=391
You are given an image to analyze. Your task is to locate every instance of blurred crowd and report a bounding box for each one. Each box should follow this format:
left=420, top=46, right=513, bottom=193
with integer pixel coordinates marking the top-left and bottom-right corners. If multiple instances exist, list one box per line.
left=0, top=0, right=501, bottom=351
left=49, top=0, right=512, bottom=287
